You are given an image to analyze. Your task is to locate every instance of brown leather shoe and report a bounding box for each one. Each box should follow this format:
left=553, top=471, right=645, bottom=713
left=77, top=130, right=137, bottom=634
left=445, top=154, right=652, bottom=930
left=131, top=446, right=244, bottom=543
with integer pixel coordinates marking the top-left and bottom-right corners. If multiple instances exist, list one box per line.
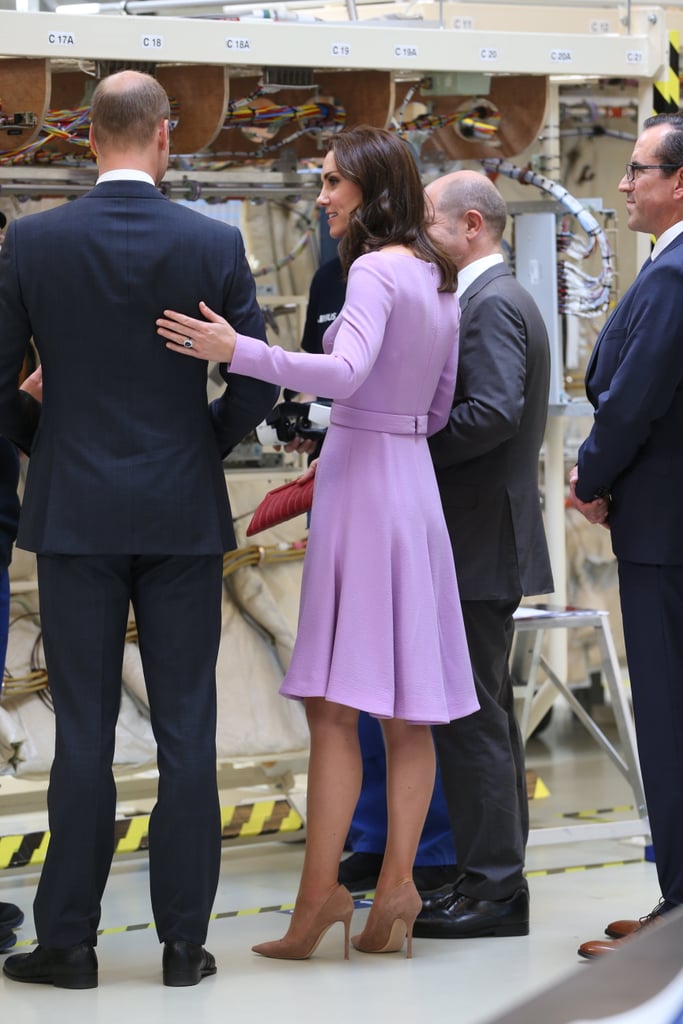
left=578, top=937, right=626, bottom=959
left=604, top=899, right=666, bottom=939
left=581, top=901, right=668, bottom=959
left=605, top=918, right=643, bottom=939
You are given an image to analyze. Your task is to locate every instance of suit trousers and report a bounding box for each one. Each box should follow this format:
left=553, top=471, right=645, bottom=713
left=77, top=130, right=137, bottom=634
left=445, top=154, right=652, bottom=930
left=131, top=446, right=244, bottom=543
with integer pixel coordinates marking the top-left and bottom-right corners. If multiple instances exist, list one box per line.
left=34, top=552, right=224, bottom=948
left=617, top=560, right=683, bottom=909
left=433, top=596, right=527, bottom=901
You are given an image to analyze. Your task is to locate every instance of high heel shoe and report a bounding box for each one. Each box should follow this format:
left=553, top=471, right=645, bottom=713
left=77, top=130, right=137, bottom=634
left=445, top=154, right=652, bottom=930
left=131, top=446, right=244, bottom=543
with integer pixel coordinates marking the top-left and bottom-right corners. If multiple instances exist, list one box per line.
left=351, top=879, right=422, bottom=958
left=252, top=884, right=354, bottom=961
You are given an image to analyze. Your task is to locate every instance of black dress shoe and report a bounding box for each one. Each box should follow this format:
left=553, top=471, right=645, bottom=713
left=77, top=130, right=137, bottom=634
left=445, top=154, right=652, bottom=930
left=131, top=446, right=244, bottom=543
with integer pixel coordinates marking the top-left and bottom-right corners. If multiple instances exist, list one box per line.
left=0, top=902, right=24, bottom=930
left=162, top=940, right=217, bottom=987
left=413, top=886, right=530, bottom=939
left=418, top=882, right=459, bottom=910
left=3, top=942, right=98, bottom=988
left=0, top=927, right=17, bottom=954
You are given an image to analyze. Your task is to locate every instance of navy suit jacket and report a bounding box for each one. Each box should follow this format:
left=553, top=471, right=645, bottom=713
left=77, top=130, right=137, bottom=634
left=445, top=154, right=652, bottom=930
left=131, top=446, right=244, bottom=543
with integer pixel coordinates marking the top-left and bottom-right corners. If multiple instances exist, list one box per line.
left=577, top=231, right=683, bottom=564
left=428, top=263, right=553, bottom=601
left=0, top=181, right=278, bottom=555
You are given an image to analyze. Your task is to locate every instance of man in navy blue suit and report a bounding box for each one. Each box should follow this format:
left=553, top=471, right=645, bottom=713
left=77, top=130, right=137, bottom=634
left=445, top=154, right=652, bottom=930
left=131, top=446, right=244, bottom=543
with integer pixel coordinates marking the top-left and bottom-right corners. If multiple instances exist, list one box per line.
left=0, top=70, right=277, bottom=988
left=570, top=112, right=683, bottom=958
left=0, top=363, right=41, bottom=955
left=0, top=435, right=23, bottom=955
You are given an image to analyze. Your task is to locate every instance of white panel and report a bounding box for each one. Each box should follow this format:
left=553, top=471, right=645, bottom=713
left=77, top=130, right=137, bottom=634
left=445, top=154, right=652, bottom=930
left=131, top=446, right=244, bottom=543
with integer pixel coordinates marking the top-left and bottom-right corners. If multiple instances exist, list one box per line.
left=0, top=8, right=669, bottom=78
left=514, top=210, right=563, bottom=405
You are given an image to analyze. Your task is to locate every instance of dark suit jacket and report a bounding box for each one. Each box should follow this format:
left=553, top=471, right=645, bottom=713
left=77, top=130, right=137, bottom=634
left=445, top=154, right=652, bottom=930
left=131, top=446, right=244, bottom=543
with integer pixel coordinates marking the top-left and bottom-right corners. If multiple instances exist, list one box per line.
left=429, top=263, right=553, bottom=600
left=577, top=232, right=683, bottom=565
left=0, top=181, right=278, bottom=556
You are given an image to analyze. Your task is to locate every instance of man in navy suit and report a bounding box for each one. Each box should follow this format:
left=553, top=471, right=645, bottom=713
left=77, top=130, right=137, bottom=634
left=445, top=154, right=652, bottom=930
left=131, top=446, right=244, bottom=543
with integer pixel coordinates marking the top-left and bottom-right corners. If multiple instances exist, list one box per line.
left=0, top=435, right=23, bottom=955
left=0, top=70, right=277, bottom=988
left=571, top=112, right=683, bottom=958
left=0, top=353, right=41, bottom=955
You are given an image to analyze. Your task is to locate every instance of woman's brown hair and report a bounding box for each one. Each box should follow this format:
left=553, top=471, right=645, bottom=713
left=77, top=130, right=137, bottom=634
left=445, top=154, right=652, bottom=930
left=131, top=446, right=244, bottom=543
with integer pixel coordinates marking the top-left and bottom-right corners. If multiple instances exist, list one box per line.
left=326, top=126, right=457, bottom=293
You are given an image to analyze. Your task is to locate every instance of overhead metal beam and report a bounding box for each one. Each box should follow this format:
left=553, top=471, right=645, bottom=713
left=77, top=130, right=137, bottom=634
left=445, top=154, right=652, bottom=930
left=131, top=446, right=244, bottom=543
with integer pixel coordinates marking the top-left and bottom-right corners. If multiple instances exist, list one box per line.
left=0, top=7, right=670, bottom=78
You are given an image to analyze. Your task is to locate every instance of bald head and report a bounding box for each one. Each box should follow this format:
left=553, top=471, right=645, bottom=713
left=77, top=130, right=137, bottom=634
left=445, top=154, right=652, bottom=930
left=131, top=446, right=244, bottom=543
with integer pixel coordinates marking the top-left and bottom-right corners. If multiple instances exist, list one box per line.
left=425, top=171, right=507, bottom=268
left=89, top=70, right=171, bottom=182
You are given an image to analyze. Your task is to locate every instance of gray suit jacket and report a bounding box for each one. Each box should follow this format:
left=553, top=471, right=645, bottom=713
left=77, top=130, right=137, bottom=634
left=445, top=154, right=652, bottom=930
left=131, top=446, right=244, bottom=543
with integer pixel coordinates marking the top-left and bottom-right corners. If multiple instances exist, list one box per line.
left=429, top=262, right=553, bottom=600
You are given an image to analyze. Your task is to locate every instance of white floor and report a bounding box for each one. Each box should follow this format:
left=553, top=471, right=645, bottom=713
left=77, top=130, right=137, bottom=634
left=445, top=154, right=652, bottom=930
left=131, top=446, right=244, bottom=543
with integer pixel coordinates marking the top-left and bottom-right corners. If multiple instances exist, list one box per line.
left=0, top=702, right=663, bottom=1024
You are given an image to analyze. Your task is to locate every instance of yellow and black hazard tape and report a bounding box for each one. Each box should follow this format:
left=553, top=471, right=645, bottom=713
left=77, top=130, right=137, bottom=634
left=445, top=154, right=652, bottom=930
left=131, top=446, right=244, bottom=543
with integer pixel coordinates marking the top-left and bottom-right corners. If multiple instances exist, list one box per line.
left=652, top=30, right=680, bottom=115
left=0, top=797, right=303, bottom=871
left=8, top=852, right=648, bottom=953
left=526, top=856, right=644, bottom=880
left=9, top=896, right=375, bottom=950
left=562, top=803, right=634, bottom=822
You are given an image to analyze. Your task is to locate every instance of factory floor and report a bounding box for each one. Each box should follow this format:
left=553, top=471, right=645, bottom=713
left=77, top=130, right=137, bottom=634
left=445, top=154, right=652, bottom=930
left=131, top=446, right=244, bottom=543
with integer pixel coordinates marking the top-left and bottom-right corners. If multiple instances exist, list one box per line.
left=0, top=700, right=661, bottom=1024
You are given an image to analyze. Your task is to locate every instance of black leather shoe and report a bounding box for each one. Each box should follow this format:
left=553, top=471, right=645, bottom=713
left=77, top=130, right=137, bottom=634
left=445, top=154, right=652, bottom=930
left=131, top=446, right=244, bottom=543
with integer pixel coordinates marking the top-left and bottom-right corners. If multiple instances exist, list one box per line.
left=162, top=941, right=217, bottom=987
left=413, top=886, right=530, bottom=938
left=0, top=927, right=17, bottom=954
left=3, top=942, right=98, bottom=988
left=418, top=882, right=459, bottom=910
left=0, top=902, right=24, bottom=930
left=337, top=852, right=384, bottom=893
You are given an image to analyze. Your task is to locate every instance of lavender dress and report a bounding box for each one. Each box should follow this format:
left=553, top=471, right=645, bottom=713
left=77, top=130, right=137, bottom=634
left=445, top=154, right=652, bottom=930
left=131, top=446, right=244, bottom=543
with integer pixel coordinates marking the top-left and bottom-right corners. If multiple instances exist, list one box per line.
left=230, top=250, right=478, bottom=725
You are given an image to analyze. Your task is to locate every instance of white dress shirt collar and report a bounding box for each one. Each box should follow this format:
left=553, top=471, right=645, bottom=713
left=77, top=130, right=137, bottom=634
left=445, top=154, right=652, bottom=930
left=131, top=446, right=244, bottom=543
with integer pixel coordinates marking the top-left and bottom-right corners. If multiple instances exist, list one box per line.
left=651, top=220, right=683, bottom=261
left=456, top=253, right=504, bottom=297
left=96, top=169, right=156, bottom=186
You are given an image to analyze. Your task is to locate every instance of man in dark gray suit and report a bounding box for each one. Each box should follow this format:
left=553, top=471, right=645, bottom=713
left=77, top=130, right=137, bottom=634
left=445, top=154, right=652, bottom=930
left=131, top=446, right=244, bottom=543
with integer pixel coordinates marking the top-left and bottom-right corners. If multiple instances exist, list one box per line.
left=413, top=170, right=553, bottom=939
left=0, top=70, right=277, bottom=988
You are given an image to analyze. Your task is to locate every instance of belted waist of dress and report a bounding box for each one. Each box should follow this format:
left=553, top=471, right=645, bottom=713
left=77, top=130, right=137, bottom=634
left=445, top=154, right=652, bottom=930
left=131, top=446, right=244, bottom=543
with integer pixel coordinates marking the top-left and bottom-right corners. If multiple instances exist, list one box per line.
left=330, top=405, right=429, bottom=435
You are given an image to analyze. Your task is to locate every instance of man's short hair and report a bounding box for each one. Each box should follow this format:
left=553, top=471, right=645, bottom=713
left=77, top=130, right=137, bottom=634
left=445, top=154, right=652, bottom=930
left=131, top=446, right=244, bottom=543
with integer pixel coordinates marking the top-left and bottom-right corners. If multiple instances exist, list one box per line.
left=642, top=112, right=683, bottom=171
left=437, top=175, right=507, bottom=241
left=90, top=70, right=170, bottom=151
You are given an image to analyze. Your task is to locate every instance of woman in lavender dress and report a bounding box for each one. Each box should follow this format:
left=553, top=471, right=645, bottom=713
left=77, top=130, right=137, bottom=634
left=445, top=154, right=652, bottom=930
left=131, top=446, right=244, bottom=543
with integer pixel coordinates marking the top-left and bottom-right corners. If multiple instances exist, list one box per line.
left=157, top=127, right=478, bottom=961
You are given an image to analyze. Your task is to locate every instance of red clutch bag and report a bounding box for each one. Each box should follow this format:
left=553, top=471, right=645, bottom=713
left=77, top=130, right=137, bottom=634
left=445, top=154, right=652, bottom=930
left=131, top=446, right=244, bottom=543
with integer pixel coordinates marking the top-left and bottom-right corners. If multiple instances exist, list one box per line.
left=246, top=473, right=315, bottom=537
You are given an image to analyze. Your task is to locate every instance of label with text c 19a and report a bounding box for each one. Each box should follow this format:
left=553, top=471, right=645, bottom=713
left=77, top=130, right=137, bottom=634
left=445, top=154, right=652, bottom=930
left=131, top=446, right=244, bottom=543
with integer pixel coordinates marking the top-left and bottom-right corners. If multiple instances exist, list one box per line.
left=393, top=43, right=419, bottom=59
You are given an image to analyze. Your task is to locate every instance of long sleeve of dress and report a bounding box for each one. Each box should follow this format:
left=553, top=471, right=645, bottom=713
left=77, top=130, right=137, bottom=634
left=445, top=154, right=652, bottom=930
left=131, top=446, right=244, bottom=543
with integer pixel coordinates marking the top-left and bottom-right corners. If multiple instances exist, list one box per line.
left=228, top=255, right=394, bottom=397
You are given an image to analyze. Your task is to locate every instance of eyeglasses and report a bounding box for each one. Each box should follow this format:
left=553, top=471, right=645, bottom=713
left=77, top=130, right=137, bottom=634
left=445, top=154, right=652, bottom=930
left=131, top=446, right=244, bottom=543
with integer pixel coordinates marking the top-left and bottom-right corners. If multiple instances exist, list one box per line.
left=624, top=162, right=682, bottom=182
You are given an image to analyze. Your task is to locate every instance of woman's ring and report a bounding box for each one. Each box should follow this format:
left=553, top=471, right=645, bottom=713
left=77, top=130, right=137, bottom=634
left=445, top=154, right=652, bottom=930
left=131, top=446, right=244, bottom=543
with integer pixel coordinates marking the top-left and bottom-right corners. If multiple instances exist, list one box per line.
left=183, top=338, right=193, bottom=349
